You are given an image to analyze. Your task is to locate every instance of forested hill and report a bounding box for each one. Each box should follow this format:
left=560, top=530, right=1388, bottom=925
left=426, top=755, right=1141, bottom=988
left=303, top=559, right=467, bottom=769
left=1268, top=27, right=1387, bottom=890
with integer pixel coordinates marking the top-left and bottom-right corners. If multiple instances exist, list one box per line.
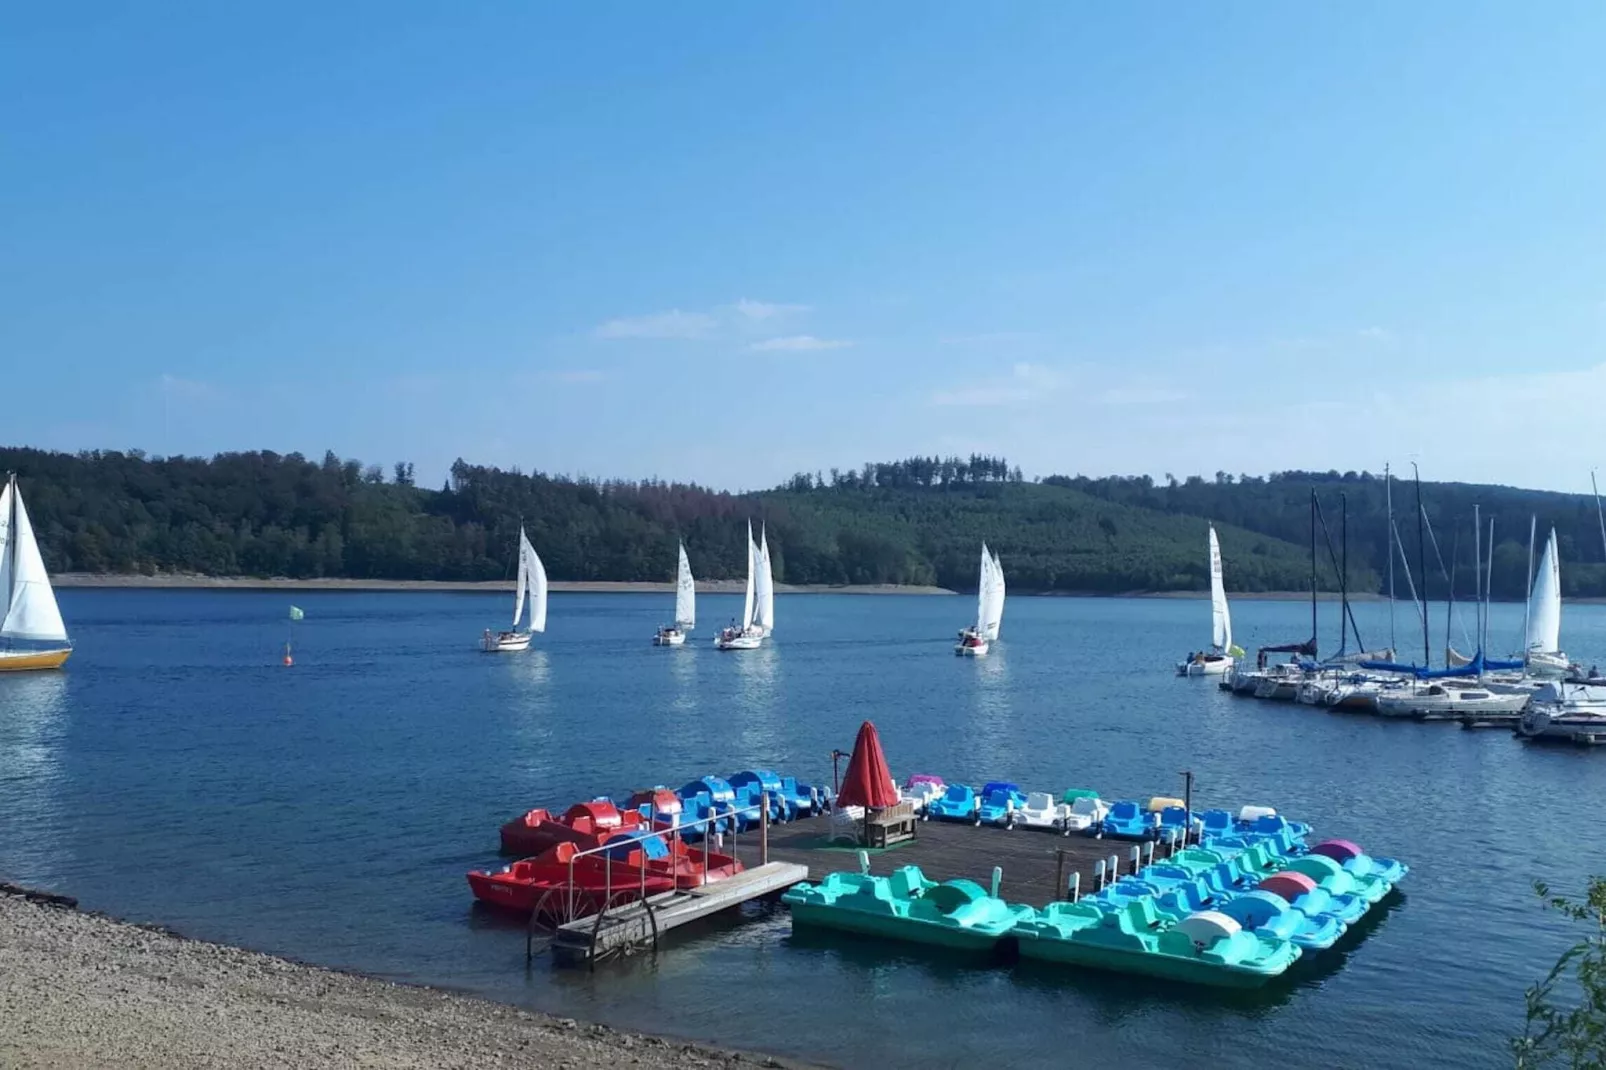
left=3, top=446, right=1601, bottom=596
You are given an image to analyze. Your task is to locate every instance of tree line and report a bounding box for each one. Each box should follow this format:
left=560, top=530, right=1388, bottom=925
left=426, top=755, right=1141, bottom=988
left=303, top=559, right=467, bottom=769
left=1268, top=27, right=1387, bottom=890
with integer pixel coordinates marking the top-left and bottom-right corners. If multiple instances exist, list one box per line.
left=9, top=445, right=1604, bottom=595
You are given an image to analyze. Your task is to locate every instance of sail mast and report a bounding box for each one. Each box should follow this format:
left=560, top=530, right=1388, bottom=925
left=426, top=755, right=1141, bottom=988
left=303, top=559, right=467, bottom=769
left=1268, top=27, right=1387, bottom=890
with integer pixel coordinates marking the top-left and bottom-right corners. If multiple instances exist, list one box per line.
left=1340, top=493, right=1350, bottom=654
left=1414, top=464, right=1428, bottom=667
left=1485, top=515, right=1495, bottom=656
left=1309, top=489, right=1317, bottom=656
left=1524, top=515, right=1536, bottom=657
left=1473, top=504, right=1481, bottom=653
left=1385, top=465, right=1395, bottom=654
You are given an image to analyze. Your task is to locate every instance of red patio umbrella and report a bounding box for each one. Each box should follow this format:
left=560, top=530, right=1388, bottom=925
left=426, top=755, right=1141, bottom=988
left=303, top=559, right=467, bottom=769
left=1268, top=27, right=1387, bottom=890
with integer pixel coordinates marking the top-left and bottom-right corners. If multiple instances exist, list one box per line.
left=836, top=720, right=899, bottom=810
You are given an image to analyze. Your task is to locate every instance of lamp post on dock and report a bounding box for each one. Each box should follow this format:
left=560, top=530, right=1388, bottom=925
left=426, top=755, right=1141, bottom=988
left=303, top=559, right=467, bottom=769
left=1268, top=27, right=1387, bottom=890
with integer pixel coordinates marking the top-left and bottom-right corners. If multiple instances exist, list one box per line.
left=1180, top=770, right=1195, bottom=845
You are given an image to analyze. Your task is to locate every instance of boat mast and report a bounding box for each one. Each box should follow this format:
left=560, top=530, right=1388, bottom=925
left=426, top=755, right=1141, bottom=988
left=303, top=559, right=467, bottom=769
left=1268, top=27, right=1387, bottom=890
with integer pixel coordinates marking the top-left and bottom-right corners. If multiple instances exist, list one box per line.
left=1473, top=504, right=1482, bottom=655
left=1309, top=489, right=1318, bottom=656
left=1414, top=464, right=1428, bottom=667
left=1485, top=515, right=1496, bottom=657
left=1524, top=515, right=1536, bottom=656
left=1340, top=493, right=1350, bottom=654
left=1385, top=464, right=1395, bottom=655
left=1447, top=525, right=1458, bottom=666
left=1594, top=470, right=1606, bottom=564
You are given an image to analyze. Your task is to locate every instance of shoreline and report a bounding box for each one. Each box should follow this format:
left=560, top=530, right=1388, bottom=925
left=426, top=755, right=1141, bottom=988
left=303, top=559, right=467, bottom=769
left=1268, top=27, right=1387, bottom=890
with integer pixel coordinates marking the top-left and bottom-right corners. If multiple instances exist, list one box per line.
left=51, top=574, right=1597, bottom=602
left=0, top=883, right=818, bottom=1070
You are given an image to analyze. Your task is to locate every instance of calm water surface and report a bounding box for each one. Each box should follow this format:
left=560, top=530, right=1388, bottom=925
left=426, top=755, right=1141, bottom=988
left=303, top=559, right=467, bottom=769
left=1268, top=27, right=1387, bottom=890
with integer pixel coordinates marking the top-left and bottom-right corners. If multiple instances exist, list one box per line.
left=2, top=590, right=1603, bottom=1068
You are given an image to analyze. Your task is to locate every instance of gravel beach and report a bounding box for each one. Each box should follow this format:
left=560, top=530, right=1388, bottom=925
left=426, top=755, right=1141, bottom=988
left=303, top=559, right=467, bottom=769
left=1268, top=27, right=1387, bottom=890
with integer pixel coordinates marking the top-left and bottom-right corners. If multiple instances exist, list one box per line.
left=0, top=889, right=815, bottom=1070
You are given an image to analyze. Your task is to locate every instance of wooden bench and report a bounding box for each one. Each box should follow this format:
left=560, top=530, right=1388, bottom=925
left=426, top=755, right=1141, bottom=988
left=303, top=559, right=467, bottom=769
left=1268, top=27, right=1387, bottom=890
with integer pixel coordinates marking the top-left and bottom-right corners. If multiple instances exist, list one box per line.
left=864, top=800, right=917, bottom=848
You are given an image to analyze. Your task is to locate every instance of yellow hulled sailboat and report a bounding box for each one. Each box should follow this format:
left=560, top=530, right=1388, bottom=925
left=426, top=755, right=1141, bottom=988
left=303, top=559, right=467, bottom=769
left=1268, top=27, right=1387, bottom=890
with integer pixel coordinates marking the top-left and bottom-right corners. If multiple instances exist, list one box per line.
left=0, top=474, right=73, bottom=671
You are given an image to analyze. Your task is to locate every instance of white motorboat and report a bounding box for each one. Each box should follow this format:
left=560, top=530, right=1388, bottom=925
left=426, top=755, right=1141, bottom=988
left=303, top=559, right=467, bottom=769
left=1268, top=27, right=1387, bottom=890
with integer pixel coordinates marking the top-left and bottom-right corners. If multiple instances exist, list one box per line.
left=956, top=544, right=1004, bottom=657
left=715, top=522, right=769, bottom=651
left=1518, top=698, right=1606, bottom=745
left=482, top=527, right=546, bottom=653
left=654, top=542, right=696, bottom=646
left=1177, top=526, right=1237, bottom=676
left=1013, top=792, right=1073, bottom=833
left=1374, top=683, right=1530, bottom=720
left=0, top=474, right=74, bottom=672
left=1252, top=663, right=1304, bottom=701
left=1061, top=795, right=1110, bottom=832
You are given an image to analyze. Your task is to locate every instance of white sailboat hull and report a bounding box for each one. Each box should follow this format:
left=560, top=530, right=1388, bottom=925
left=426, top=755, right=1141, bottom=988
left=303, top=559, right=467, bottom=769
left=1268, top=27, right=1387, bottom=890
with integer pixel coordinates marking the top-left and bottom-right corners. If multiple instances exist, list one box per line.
left=1177, top=654, right=1233, bottom=677
left=1519, top=705, right=1606, bottom=744
left=715, top=629, right=763, bottom=651
left=955, top=636, right=990, bottom=657
left=483, top=631, right=532, bottom=652
left=653, top=628, right=687, bottom=647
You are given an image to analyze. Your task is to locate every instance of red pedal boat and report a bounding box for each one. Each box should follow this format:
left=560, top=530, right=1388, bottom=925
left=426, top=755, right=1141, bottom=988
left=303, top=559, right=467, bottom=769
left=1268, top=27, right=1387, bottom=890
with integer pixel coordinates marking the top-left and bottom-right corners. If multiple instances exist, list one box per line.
left=467, top=843, right=679, bottom=915
left=500, top=799, right=648, bottom=856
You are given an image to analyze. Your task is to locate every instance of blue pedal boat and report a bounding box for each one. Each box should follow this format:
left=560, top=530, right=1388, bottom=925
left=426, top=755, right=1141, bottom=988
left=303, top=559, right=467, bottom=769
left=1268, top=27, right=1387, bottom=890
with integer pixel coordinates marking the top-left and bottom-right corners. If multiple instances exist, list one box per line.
left=728, top=770, right=792, bottom=822
left=1217, top=888, right=1346, bottom=951
left=977, top=782, right=1027, bottom=827
left=926, top=784, right=980, bottom=822
left=677, top=777, right=739, bottom=835
left=1101, top=800, right=1160, bottom=840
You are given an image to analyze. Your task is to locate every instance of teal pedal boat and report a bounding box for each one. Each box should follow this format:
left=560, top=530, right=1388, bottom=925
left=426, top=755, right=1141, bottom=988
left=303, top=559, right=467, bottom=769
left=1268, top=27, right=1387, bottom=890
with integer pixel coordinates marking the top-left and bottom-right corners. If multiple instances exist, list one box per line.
left=1015, top=898, right=1300, bottom=987
left=783, top=864, right=1036, bottom=953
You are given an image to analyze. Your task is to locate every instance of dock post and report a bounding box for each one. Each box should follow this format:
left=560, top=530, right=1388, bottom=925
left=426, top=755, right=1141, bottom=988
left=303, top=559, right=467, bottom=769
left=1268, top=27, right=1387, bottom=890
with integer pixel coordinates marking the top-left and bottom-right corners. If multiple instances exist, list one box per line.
left=1069, top=872, right=1080, bottom=903
left=1054, top=850, right=1065, bottom=897
left=1108, top=853, right=1119, bottom=880
left=1180, top=770, right=1195, bottom=845
left=703, top=814, right=712, bottom=877
left=1094, top=860, right=1106, bottom=890
left=1129, top=846, right=1140, bottom=876
left=990, top=866, right=1002, bottom=898
left=1144, top=840, right=1155, bottom=867
left=760, top=793, right=770, bottom=865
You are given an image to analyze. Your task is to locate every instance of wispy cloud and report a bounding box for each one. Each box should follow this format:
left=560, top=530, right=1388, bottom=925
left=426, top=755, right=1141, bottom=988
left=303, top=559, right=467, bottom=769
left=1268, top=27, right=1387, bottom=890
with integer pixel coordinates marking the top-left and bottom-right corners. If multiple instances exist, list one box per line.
left=1357, top=326, right=1395, bottom=342
left=930, top=362, right=1059, bottom=407
left=937, top=331, right=1042, bottom=346
left=733, top=298, right=810, bottom=322
left=749, top=334, right=854, bottom=352
left=544, top=369, right=606, bottom=384
left=594, top=309, right=718, bottom=340
left=1099, top=382, right=1189, bottom=406
left=159, top=373, right=222, bottom=403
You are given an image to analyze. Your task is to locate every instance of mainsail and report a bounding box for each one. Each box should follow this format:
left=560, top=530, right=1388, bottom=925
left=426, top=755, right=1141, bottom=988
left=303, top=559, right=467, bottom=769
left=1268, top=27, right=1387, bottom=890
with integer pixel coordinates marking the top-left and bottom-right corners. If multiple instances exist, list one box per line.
left=1527, top=528, right=1561, bottom=655
left=674, top=542, right=696, bottom=629
left=512, top=526, right=531, bottom=629
left=1, top=478, right=70, bottom=644
left=975, top=544, right=1005, bottom=641
left=753, top=525, right=775, bottom=636
left=741, top=522, right=757, bottom=631
left=1209, top=526, right=1232, bottom=653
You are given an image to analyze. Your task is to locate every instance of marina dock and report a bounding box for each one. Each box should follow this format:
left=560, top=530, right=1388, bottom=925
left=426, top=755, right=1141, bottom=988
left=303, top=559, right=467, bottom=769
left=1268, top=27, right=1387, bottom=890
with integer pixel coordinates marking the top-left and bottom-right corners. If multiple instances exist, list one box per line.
left=737, top=814, right=1163, bottom=910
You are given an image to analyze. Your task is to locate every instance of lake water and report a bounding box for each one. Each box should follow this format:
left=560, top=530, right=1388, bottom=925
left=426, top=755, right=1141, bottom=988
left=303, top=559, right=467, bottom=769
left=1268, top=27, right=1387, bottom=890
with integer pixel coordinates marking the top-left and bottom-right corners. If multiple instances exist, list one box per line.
left=2, top=589, right=1602, bottom=1069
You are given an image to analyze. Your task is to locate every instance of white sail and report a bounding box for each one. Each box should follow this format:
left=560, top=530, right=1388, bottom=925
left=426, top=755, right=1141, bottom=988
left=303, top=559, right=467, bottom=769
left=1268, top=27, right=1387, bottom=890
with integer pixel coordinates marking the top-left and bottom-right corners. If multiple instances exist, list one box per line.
left=741, top=522, right=757, bottom=630
left=974, top=544, right=1004, bottom=641
left=1527, top=528, right=1561, bottom=654
left=0, top=483, right=13, bottom=620
left=1209, top=526, right=1232, bottom=652
left=754, top=525, right=775, bottom=635
left=988, top=549, right=1005, bottom=641
left=528, top=539, right=548, bottom=634
left=1, top=480, right=70, bottom=643
left=512, top=527, right=531, bottom=629
left=675, top=542, right=696, bottom=629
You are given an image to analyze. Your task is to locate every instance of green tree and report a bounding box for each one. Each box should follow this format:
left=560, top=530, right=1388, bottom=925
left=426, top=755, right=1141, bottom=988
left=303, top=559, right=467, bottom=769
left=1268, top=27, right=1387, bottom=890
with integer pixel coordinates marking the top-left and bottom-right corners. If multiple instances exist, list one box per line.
left=1513, top=876, right=1606, bottom=1068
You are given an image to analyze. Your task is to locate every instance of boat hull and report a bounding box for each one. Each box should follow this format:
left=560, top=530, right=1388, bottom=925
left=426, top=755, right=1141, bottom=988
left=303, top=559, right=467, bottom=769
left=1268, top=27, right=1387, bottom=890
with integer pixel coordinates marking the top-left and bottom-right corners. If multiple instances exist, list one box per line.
left=483, top=632, right=532, bottom=652
left=955, top=638, right=990, bottom=657
left=787, top=902, right=1013, bottom=953
left=715, top=632, right=763, bottom=650
left=0, top=647, right=72, bottom=672
left=1178, top=656, right=1233, bottom=677
left=653, top=629, right=687, bottom=646
left=1014, top=933, right=1296, bottom=988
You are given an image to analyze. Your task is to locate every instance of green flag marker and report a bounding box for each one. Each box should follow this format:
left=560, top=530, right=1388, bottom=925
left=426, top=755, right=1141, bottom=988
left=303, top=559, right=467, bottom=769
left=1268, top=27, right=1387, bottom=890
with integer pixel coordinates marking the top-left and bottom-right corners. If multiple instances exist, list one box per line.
left=288, top=606, right=305, bottom=621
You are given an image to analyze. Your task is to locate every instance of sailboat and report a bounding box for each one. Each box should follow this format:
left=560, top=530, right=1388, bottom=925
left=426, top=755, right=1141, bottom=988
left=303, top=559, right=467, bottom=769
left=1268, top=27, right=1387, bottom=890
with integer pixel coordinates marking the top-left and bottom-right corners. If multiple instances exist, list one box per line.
left=654, top=542, right=696, bottom=646
left=0, top=474, right=73, bottom=672
left=482, top=526, right=546, bottom=652
left=955, top=544, right=1004, bottom=656
left=1523, top=527, right=1569, bottom=678
left=1178, top=526, right=1236, bottom=676
left=753, top=525, right=776, bottom=638
left=715, top=522, right=765, bottom=651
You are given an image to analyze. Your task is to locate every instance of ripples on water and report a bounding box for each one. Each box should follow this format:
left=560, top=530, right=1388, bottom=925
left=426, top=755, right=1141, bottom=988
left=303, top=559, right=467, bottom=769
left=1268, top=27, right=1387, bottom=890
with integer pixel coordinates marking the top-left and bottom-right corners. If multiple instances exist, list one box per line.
left=1, top=590, right=1601, bottom=1069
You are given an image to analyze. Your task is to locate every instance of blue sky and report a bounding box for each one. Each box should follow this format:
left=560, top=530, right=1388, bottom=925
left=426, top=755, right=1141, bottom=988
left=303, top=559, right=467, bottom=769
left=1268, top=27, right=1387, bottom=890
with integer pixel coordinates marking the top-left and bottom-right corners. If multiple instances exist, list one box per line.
left=4, top=3, right=1603, bottom=492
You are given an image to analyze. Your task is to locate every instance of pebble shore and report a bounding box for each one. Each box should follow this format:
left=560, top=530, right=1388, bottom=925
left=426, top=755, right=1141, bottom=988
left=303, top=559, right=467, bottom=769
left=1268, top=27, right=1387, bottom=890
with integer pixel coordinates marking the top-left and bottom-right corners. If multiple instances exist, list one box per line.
left=0, top=888, right=813, bottom=1070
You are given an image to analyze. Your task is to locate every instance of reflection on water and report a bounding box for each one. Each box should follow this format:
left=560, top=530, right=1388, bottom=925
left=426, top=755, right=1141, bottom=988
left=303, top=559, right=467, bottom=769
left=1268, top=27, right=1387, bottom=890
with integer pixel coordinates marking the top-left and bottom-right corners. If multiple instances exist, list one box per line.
left=669, top=644, right=699, bottom=717
left=961, top=645, right=1014, bottom=776
left=0, top=671, right=71, bottom=884
left=504, top=650, right=553, bottom=790
left=733, top=644, right=782, bottom=762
